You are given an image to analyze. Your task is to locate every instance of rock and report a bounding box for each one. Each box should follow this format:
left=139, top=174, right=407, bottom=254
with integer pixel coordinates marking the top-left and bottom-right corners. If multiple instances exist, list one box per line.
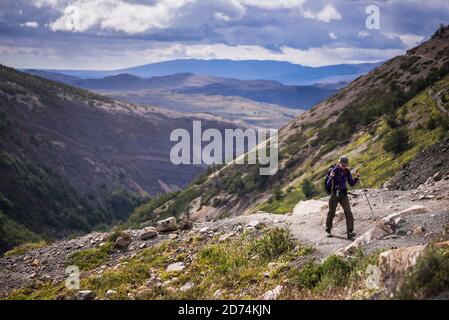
left=75, top=290, right=96, bottom=300
left=382, top=205, right=427, bottom=223
left=114, top=233, right=131, bottom=249
left=378, top=245, right=428, bottom=294
left=262, top=285, right=283, bottom=300
left=432, top=171, right=442, bottom=182
left=166, top=262, right=186, bottom=272
left=433, top=241, right=449, bottom=249
left=165, top=286, right=177, bottom=295
left=412, top=225, right=425, bottom=235
left=268, top=262, right=280, bottom=270
left=156, top=217, right=178, bottom=232
left=246, top=220, right=262, bottom=228
left=31, top=259, right=39, bottom=267
left=396, top=229, right=407, bottom=236
left=394, top=217, right=405, bottom=225
left=179, top=219, right=193, bottom=230
left=337, top=222, right=393, bottom=256
left=218, top=232, right=234, bottom=242
left=293, top=199, right=328, bottom=217
left=179, top=282, right=195, bottom=292
left=146, top=275, right=162, bottom=288
left=214, top=289, right=223, bottom=298
left=105, top=290, right=117, bottom=297
left=199, top=226, right=210, bottom=233
left=168, top=233, right=178, bottom=240
left=139, top=242, right=147, bottom=249
left=139, top=227, right=158, bottom=240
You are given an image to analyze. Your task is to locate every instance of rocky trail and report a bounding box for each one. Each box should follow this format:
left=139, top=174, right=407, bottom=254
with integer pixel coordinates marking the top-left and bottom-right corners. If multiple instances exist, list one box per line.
left=1, top=175, right=448, bottom=299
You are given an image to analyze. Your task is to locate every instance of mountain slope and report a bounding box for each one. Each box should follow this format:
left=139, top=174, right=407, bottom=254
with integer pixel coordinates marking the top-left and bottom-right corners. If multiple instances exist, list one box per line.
left=24, top=71, right=309, bottom=128
left=126, top=26, right=449, bottom=226
left=33, top=60, right=381, bottom=85
left=0, top=65, right=242, bottom=253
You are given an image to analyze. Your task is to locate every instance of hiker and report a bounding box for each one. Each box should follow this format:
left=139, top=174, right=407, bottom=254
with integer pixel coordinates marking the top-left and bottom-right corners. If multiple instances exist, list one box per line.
left=325, top=155, right=360, bottom=240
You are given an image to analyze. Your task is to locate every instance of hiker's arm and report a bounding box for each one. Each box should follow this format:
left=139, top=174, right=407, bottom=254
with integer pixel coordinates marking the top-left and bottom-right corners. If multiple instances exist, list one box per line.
left=348, top=171, right=359, bottom=187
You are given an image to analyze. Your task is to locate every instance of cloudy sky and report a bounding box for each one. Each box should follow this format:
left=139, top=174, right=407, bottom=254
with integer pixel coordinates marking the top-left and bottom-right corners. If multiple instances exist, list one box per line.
left=0, top=0, right=448, bottom=70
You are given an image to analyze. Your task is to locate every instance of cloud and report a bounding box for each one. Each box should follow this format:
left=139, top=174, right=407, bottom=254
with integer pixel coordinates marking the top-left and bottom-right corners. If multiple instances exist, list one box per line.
left=20, top=21, right=39, bottom=28
left=384, top=32, right=425, bottom=49
left=303, top=4, right=341, bottom=23
left=124, top=43, right=401, bottom=67
left=46, top=0, right=247, bottom=33
left=238, top=0, right=306, bottom=10
left=358, top=31, right=370, bottom=39
left=328, top=32, right=337, bottom=40
left=31, top=0, right=62, bottom=9
left=3, top=0, right=448, bottom=70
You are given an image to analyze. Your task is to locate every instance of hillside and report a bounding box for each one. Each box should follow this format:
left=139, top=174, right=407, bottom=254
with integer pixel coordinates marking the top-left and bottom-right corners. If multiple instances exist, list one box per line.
left=24, top=71, right=307, bottom=128
left=0, top=66, right=242, bottom=253
left=125, top=26, right=449, bottom=227
left=35, top=60, right=381, bottom=85
left=1, top=178, right=448, bottom=300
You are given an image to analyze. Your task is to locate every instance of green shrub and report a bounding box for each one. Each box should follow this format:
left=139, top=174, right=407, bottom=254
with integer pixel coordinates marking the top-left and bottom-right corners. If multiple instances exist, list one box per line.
left=383, top=127, right=410, bottom=155
left=252, top=228, right=294, bottom=261
left=301, top=179, right=315, bottom=199
left=294, top=262, right=323, bottom=289
left=4, top=240, right=48, bottom=257
left=66, top=242, right=114, bottom=271
left=397, top=249, right=449, bottom=299
left=319, top=255, right=352, bottom=288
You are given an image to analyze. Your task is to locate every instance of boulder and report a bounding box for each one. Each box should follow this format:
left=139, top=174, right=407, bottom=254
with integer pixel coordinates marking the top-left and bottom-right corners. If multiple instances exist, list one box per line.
left=382, top=205, right=427, bottom=223
left=293, top=199, right=328, bottom=217
left=433, top=240, right=449, bottom=249
left=337, top=222, right=393, bottom=256
left=166, top=262, right=186, bottom=272
left=139, top=227, right=158, bottom=240
left=262, top=285, right=283, bottom=300
left=246, top=220, right=262, bottom=228
left=75, top=290, right=96, bottom=300
left=378, top=245, right=428, bottom=294
left=156, top=217, right=178, bottom=232
left=412, top=225, right=425, bottom=235
left=114, top=233, right=131, bottom=249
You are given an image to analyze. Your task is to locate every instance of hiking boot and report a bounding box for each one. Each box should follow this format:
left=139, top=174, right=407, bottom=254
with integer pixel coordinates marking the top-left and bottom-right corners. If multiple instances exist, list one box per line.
left=326, top=231, right=333, bottom=238
left=347, top=232, right=356, bottom=240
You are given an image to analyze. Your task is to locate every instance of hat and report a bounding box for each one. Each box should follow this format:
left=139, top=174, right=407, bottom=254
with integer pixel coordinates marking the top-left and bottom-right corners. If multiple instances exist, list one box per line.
left=339, top=155, right=349, bottom=165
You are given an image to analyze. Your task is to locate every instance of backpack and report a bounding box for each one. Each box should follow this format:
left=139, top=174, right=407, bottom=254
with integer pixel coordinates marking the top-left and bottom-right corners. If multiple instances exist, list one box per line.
left=324, top=165, right=337, bottom=194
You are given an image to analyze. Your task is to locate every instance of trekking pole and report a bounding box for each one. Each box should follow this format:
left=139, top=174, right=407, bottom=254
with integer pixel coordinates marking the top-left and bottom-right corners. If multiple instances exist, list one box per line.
left=359, top=177, right=375, bottom=220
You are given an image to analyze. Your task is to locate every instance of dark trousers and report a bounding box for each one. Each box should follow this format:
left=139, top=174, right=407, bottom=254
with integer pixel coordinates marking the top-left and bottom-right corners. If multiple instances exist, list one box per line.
left=326, top=194, right=354, bottom=234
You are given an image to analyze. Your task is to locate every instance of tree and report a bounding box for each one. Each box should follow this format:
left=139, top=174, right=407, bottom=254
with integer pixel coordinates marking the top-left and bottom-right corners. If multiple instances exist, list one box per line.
left=383, top=127, right=410, bottom=155
left=301, top=179, right=315, bottom=199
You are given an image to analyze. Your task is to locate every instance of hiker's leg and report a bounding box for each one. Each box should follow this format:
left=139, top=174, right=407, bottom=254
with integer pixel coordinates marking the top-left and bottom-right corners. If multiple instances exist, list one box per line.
left=326, top=195, right=338, bottom=232
left=339, top=195, right=354, bottom=233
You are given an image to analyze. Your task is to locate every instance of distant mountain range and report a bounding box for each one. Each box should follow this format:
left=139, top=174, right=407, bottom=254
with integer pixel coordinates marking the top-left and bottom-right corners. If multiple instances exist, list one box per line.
left=26, top=59, right=382, bottom=85
left=25, top=71, right=336, bottom=110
